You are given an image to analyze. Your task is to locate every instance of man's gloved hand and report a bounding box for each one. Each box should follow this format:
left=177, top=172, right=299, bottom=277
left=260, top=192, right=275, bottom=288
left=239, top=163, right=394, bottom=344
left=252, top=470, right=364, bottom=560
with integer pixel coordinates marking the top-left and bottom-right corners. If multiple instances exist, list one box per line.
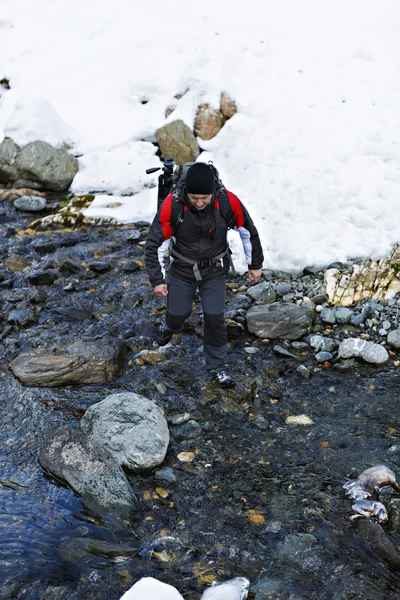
left=247, top=269, right=262, bottom=286
left=154, top=283, right=168, bottom=298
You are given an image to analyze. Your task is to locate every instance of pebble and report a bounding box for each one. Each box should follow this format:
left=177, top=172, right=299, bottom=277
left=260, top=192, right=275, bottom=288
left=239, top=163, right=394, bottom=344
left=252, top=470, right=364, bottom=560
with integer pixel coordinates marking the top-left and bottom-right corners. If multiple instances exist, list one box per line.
left=315, top=351, right=333, bottom=363
left=297, top=365, right=311, bottom=379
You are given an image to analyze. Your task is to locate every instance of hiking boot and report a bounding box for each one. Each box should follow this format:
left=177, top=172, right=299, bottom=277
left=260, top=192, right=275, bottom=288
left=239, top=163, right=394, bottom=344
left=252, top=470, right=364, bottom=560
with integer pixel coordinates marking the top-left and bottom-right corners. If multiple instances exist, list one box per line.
left=210, top=365, right=235, bottom=388
left=155, top=323, right=173, bottom=346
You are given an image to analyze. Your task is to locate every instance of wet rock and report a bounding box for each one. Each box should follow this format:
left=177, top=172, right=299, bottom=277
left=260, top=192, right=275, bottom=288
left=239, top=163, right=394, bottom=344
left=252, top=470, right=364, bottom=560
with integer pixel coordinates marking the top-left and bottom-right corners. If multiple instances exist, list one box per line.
left=254, top=576, right=283, bottom=599
left=309, top=335, right=335, bottom=353
left=355, top=519, right=400, bottom=569
left=7, top=309, right=37, bottom=328
left=57, top=537, right=139, bottom=565
left=80, top=392, right=170, bottom=472
left=297, top=364, right=311, bottom=378
left=321, top=307, right=336, bottom=324
left=51, top=307, right=94, bottom=322
left=387, top=328, right=400, bottom=349
left=274, top=282, right=292, bottom=297
left=10, top=336, right=126, bottom=386
left=89, top=261, right=113, bottom=273
left=170, top=420, right=202, bottom=440
left=57, top=257, right=81, bottom=275
left=40, top=586, right=81, bottom=600
left=277, top=533, right=321, bottom=570
left=156, top=120, right=200, bottom=164
left=247, top=280, right=276, bottom=303
left=338, top=338, right=389, bottom=365
left=13, top=195, right=47, bottom=212
left=315, top=351, right=333, bottom=363
left=273, top=345, right=297, bottom=359
left=194, top=104, right=225, bottom=140
left=310, top=293, right=329, bottom=305
left=246, top=302, right=313, bottom=340
left=25, top=270, right=59, bottom=285
left=333, top=358, right=356, bottom=372
left=38, top=426, right=138, bottom=521
left=335, top=307, right=354, bottom=324
left=154, top=467, right=177, bottom=483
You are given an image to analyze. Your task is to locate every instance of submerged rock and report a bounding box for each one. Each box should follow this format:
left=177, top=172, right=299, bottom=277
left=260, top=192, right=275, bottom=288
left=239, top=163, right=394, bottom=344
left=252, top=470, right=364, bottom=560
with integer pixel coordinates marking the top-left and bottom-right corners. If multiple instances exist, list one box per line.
left=38, top=426, right=139, bottom=521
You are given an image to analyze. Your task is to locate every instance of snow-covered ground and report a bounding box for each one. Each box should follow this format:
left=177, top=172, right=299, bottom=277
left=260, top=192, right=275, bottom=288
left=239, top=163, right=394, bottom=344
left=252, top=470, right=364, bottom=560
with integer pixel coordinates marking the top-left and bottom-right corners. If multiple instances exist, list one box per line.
left=1, top=0, right=399, bottom=274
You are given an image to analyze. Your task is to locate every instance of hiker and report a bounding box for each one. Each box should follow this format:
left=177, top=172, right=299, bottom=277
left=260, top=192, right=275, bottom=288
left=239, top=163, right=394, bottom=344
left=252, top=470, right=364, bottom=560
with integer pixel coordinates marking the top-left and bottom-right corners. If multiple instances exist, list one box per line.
left=145, top=162, right=264, bottom=388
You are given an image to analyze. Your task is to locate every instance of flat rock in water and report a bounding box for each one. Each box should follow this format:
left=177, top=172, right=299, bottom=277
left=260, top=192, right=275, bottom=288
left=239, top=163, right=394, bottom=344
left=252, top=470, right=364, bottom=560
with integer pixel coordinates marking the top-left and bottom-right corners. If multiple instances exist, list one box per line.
left=13, top=195, right=47, bottom=211
left=80, top=392, right=170, bottom=472
left=38, top=426, right=139, bottom=521
left=246, top=302, right=313, bottom=340
left=338, top=338, right=389, bottom=365
left=9, top=336, right=126, bottom=386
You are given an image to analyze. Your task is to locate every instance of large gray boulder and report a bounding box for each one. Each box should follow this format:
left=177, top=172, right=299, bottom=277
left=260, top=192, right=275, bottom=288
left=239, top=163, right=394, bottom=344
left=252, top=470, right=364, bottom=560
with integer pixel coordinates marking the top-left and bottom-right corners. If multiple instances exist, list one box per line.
left=80, top=392, right=170, bottom=472
left=9, top=336, right=126, bottom=386
left=156, top=119, right=200, bottom=165
left=246, top=302, right=314, bottom=340
left=387, top=328, right=400, bottom=349
left=0, top=138, right=78, bottom=191
left=38, top=426, right=139, bottom=521
left=338, top=338, right=389, bottom=365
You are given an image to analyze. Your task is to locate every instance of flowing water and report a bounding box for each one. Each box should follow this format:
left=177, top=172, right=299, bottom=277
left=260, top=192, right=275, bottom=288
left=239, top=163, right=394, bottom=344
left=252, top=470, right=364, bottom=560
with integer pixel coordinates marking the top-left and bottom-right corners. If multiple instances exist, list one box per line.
left=1, top=208, right=400, bottom=599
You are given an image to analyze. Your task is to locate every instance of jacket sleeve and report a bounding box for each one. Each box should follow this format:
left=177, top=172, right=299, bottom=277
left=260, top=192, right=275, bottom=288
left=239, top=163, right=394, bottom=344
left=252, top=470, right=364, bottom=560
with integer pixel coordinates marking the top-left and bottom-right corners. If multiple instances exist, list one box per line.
left=145, top=194, right=173, bottom=287
left=227, top=191, right=264, bottom=270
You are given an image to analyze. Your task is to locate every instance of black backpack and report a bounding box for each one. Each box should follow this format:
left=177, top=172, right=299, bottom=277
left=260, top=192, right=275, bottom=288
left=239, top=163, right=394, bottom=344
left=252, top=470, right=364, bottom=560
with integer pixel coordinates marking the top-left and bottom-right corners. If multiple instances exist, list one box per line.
left=169, top=162, right=236, bottom=234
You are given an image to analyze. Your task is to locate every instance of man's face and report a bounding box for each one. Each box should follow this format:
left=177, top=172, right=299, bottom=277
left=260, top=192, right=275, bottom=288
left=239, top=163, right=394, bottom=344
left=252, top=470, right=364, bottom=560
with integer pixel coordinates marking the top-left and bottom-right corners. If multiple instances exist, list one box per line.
left=188, top=193, right=212, bottom=210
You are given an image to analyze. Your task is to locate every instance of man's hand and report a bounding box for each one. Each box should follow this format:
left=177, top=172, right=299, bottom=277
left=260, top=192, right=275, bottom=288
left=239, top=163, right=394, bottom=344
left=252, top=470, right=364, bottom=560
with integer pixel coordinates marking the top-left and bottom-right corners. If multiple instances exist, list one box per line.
left=154, top=283, right=168, bottom=299
left=248, top=269, right=262, bottom=286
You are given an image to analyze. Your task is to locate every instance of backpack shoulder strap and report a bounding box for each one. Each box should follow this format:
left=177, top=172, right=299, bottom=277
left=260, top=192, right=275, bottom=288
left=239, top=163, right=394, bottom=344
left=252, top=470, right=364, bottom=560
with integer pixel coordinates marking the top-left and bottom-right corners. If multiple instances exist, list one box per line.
left=170, top=196, right=184, bottom=235
left=218, top=190, right=236, bottom=229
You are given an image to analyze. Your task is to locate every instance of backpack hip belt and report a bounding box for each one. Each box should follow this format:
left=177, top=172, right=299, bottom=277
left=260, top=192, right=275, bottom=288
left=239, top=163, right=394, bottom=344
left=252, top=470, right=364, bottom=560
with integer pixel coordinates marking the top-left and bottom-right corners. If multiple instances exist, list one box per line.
left=169, top=243, right=236, bottom=281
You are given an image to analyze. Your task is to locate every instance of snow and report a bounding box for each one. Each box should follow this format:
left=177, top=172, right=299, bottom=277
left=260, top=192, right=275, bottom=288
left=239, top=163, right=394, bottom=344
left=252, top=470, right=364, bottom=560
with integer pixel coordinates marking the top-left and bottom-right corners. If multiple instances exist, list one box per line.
left=1, top=0, right=400, bottom=274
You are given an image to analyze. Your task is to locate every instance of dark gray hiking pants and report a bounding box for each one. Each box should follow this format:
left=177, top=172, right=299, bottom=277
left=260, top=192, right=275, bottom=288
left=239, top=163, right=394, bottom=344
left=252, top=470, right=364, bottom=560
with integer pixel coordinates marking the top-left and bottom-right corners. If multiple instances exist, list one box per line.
left=165, top=274, right=227, bottom=370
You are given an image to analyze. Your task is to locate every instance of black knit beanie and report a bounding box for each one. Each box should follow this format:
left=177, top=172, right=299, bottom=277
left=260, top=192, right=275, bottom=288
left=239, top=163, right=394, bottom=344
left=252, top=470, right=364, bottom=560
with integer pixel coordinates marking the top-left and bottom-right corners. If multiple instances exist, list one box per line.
left=185, top=163, right=215, bottom=194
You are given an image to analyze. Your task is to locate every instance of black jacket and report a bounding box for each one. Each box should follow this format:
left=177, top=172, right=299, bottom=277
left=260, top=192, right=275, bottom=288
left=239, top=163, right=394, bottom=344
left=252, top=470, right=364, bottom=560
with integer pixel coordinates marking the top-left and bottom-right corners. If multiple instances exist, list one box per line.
left=145, top=189, right=264, bottom=286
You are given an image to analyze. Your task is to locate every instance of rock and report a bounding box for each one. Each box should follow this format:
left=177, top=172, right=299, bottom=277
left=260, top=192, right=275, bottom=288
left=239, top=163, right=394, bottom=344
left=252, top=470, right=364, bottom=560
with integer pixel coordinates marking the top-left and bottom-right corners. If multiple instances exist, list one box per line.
left=13, top=195, right=47, bottom=212
left=51, top=307, right=94, bottom=322
left=16, top=141, right=78, bottom=191
left=7, top=309, right=37, bottom=328
left=57, top=537, right=139, bottom=565
left=156, top=120, right=200, bottom=165
left=247, top=280, right=276, bottom=303
left=338, top=338, right=389, bottom=365
left=310, top=293, right=329, bottom=305
left=220, top=92, right=237, bottom=119
left=0, top=137, right=20, bottom=182
left=309, top=335, right=335, bottom=353
left=0, top=138, right=78, bottom=191
left=324, top=247, right=400, bottom=306
left=315, top=351, right=333, bottom=363
left=297, top=364, right=311, bottom=378
left=194, top=104, right=225, bottom=140
left=320, top=307, right=336, bottom=324
left=25, top=270, right=59, bottom=285
left=333, top=358, right=356, bottom=372
left=10, top=336, right=126, bottom=386
left=335, top=307, right=353, bottom=324
left=355, top=519, right=400, bottom=569
left=170, top=420, right=202, bottom=440
left=80, top=392, right=170, bottom=472
left=40, top=586, right=81, bottom=600
left=154, top=467, right=176, bottom=483
left=38, top=426, right=138, bottom=521
left=275, top=282, right=292, bottom=297
left=246, top=302, right=313, bottom=341
left=387, top=329, right=400, bottom=349
left=273, top=345, right=298, bottom=359
left=0, top=187, right=45, bottom=202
